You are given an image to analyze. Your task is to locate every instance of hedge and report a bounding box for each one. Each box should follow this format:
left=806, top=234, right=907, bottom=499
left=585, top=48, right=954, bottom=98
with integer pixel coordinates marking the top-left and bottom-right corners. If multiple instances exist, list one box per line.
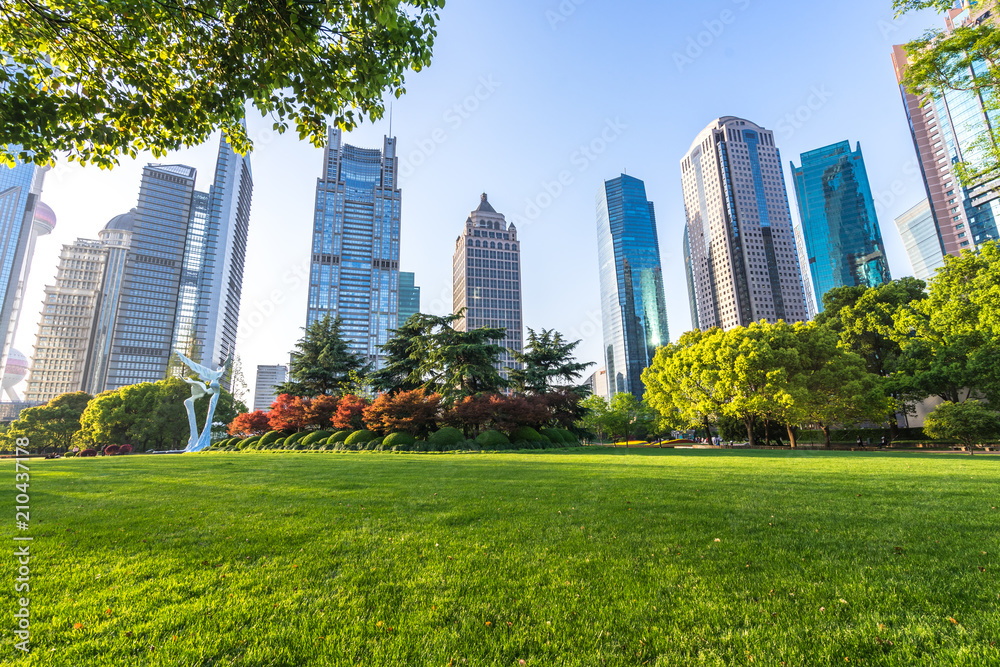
left=511, top=426, right=544, bottom=443
left=429, top=427, right=465, bottom=447
left=284, top=432, right=308, bottom=445
left=795, top=427, right=927, bottom=443
left=476, top=430, right=510, bottom=448
left=383, top=432, right=415, bottom=448
left=331, top=430, right=353, bottom=443
left=259, top=431, right=286, bottom=447
left=345, top=430, right=376, bottom=445
left=539, top=428, right=567, bottom=444
left=301, top=430, right=332, bottom=447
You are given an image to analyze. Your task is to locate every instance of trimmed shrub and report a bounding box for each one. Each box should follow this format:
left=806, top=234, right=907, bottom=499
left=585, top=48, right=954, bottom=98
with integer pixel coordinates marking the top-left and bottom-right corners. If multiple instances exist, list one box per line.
left=259, top=430, right=286, bottom=447
left=331, top=430, right=353, bottom=443
left=370, top=436, right=384, bottom=448
left=283, top=432, right=308, bottom=446
left=64, top=451, right=77, bottom=458
left=104, top=445, right=121, bottom=456
left=540, top=428, right=567, bottom=444
left=429, top=427, right=465, bottom=449
left=476, top=430, right=510, bottom=449
left=383, top=432, right=415, bottom=448
left=345, top=429, right=376, bottom=446
left=79, top=449, right=97, bottom=457
left=301, top=430, right=332, bottom=447
left=557, top=428, right=579, bottom=444
left=237, top=436, right=262, bottom=450
left=511, top=426, right=544, bottom=443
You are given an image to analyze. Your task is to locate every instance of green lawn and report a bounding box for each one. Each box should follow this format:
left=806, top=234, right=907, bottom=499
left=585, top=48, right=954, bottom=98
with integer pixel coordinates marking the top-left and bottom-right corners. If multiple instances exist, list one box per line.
left=5, top=449, right=999, bottom=666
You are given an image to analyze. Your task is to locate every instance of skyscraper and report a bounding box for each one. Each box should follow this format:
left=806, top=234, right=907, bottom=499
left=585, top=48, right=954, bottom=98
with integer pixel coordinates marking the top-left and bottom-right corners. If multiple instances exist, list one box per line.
left=596, top=174, right=668, bottom=398
left=791, top=141, right=891, bottom=314
left=452, top=194, right=523, bottom=375
left=253, top=364, right=288, bottom=412
left=892, top=1, right=999, bottom=259
left=0, top=162, right=48, bottom=393
left=307, top=128, right=400, bottom=369
left=681, top=117, right=809, bottom=331
left=896, top=199, right=947, bottom=281
left=398, top=271, right=420, bottom=328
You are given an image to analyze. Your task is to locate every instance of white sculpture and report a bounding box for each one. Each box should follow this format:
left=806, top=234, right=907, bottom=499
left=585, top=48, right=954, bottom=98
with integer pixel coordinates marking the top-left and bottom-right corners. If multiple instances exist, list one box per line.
left=178, top=352, right=231, bottom=453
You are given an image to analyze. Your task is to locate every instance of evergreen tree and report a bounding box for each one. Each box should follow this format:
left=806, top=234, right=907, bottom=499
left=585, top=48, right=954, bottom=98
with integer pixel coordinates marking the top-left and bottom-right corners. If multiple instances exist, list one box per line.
left=278, top=315, right=369, bottom=397
left=510, top=328, right=594, bottom=395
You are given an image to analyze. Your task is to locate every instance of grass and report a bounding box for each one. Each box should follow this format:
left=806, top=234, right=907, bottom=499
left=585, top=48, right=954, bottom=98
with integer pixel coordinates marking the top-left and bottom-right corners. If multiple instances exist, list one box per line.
left=4, top=448, right=999, bottom=666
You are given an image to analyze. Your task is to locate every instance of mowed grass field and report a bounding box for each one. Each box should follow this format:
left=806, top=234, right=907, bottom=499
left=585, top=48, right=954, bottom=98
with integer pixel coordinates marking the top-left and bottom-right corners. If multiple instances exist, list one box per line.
left=4, top=449, right=999, bottom=666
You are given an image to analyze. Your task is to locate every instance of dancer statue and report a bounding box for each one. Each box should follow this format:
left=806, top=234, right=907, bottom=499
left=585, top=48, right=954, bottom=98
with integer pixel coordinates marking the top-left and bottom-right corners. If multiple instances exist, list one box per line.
left=178, top=352, right=231, bottom=453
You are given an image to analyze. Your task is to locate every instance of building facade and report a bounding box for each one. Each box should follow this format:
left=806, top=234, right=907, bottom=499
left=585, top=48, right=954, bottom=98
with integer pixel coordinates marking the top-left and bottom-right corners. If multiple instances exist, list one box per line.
left=892, top=1, right=999, bottom=260
left=307, top=128, right=400, bottom=369
left=896, top=198, right=947, bottom=281
left=791, top=141, right=891, bottom=315
left=253, top=364, right=288, bottom=412
left=596, top=174, right=669, bottom=398
left=398, top=271, right=420, bottom=329
left=452, top=194, right=523, bottom=375
left=681, top=117, right=809, bottom=331
left=585, top=366, right=609, bottom=400
left=25, top=238, right=107, bottom=403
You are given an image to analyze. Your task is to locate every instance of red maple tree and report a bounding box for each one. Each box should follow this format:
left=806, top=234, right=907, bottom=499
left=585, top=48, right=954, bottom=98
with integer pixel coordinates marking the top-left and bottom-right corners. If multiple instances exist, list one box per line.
left=363, top=389, right=440, bottom=437
left=332, top=394, right=369, bottom=430
left=267, top=394, right=311, bottom=432
left=228, top=410, right=272, bottom=438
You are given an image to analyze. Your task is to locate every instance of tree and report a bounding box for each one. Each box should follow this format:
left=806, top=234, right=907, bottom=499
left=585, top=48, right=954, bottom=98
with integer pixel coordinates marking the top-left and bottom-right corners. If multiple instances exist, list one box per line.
left=893, top=0, right=1000, bottom=189
left=0, top=0, right=444, bottom=167
left=370, top=315, right=437, bottom=395
left=331, top=394, right=368, bottom=431
left=578, top=395, right=610, bottom=442
left=304, top=394, right=339, bottom=428
left=440, top=394, right=493, bottom=438
left=3, top=391, right=91, bottom=452
left=602, top=392, right=656, bottom=445
left=267, top=394, right=311, bottom=432
left=510, top=328, right=594, bottom=394
left=363, top=389, right=441, bottom=437
left=228, top=411, right=271, bottom=438
left=923, top=401, right=1000, bottom=451
left=279, top=315, right=369, bottom=397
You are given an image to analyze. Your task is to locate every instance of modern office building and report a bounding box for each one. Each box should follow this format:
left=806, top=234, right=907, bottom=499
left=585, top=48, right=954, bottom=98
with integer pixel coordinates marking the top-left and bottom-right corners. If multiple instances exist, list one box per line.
left=585, top=366, right=609, bottom=400
left=101, top=133, right=253, bottom=391
left=0, top=161, right=49, bottom=393
left=25, top=238, right=107, bottom=403
left=682, top=226, right=699, bottom=330
left=791, top=141, right=892, bottom=315
left=596, top=174, right=669, bottom=398
left=896, top=198, right=948, bottom=281
left=398, top=271, right=420, bottom=329
left=253, top=364, right=288, bottom=412
left=452, top=194, right=523, bottom=375
left=680, top=117, right=809, bottom=331
left=307, top=128, right=400, bottom=369
left=892, top=1, right=999, bottom=259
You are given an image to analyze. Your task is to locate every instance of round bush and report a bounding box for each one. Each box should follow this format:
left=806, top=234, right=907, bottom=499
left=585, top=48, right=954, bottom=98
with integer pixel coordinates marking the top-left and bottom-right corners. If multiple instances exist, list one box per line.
left=511, top=426, right=544, bottom=443
left=345, top=429, right=376, bottom=445
left=370, top=436, right=384, bottom=448
left=383, top=432, right=415, bottom=448
left=330, top=430, right=352, bottom=443
left=282, top=432, right=307, bottom=445
left=64, top=451, right=77, bottom=458
left=540, top=428, right=566, bottom=444
left=476, top=430, right=510, bottom=449
left=429, top=427, right=465, bottom=449
left=79, top=449, right=97, bottom=457
left=301, top=430, right=332, bottom=447
left=258, top=431, right=285, bottom=447
left=104, top=445, right=121, bottom=456
left=556, top=428, right=578, bottom=444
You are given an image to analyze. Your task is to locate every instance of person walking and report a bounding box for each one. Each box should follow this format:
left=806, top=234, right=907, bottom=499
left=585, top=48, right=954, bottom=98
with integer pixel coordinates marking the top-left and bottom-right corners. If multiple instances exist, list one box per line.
left=856, top=436, right=863, bottom=448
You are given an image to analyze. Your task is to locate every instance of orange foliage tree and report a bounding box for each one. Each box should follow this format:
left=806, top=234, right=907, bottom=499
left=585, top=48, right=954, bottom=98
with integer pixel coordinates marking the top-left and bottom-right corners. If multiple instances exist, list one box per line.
left=228, top=410, right=271, bottom=438
left=267, top=394, right=312, bottom=432
left=332, top=394, right=369, bottom=430
left=363, top=388, right=441, bottom=437
left=305, top=394, right=339, bottom=429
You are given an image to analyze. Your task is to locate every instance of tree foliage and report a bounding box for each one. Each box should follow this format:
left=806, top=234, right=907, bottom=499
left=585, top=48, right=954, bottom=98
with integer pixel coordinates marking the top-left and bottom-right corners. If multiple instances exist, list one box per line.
left=331, top=394, right=368, bottom=431
left=3, top=391, right=91, bottom=451
left=228, top=410, right=271, bottom=438
left=363, top=389, right=441, bottom=437
left=510, top=328, right=593, bottom=394
left=923, top=400, right=1000, bottom=449
left=279, top=315, right=369, bottom=397
left=0, top=0, right=444, bottom=167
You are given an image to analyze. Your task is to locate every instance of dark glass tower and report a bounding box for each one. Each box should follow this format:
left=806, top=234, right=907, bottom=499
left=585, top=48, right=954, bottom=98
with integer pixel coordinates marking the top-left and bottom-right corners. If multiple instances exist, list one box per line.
left=397, top=271, right=420, bottom=328
left=596, top=174, right=669, bottom=398
left=307, top=128, right=400, bottom=369
left=791, top=141, right=891, bottom=315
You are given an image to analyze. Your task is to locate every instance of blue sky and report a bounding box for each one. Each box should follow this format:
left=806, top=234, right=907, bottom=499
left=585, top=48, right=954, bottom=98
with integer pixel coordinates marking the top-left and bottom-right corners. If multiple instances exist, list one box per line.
left=20, top=0, right=942, bottom=404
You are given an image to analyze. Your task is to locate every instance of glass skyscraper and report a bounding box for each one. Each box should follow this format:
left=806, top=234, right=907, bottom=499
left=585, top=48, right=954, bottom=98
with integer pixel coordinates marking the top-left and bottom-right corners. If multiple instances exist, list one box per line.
left=892, top=1, right=999, bottom=259
left=895, top=198, right=947, bottom=281
left=596, top=174, right=669, bottom=398
left=398, top=271, right=420, bottom=329
left=307, top=128, right=400, bottom=369
left=791, top=141, right=891, bottom=315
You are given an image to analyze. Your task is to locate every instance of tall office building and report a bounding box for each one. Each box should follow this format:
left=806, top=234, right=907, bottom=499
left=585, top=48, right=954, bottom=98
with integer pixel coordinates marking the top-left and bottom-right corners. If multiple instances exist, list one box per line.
left=398, top=271, right=420, bottom=328
left=25, top=238, right=107, bottom=403
left=307, top=128, right=400, bottom=369
left=791, top=141, right=892, bottom=315
left=0, top=162, right=48, bottom=393
left=896, top=198, right=947, bottom=281
left=103, top=133, right=253, bottom=391
left=892, top=1, right=998, bottom=260
left=681, top=117, right=809, bottom=331
left=682, top=226, right=699, bottom=330
left=253, top=364, right=288, bottom=412
left=452, top=194, right=523, bottom=375
left=596, top=174, right=669, bottom=398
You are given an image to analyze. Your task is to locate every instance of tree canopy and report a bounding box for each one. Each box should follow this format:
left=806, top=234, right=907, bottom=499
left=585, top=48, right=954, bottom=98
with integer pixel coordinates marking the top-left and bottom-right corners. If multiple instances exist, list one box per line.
left=0, top=0, right=444, bottom=167
left=510, top=328, right=593, bottom=394
left=3, top=391, right=91, bottom=451
left=279, top=315, right=369, bottom=397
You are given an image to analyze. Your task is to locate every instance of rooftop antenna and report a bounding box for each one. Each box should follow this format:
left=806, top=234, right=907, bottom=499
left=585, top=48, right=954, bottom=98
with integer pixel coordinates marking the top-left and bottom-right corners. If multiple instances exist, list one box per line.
left=388, top=102, right=393, bottom=140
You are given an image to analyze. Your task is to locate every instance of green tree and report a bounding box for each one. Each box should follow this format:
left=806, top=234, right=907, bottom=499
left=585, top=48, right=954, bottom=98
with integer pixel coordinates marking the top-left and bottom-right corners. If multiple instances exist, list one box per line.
left=3, top=391, right=91, bottom=452
left=923, top=401, right=1000, bottom=451
left=578, top=394, right=610, bottom=443
left=0, top=0, right=444, bottom=167
left=510, top=328, right=594, bottom=394
left=279, top=315, right=369, bottom=397
left=602, top=392, right=656, bottom=445
left=893, top=0, right=1000, bottom=188
left=370, top=314, right=438, bottom=395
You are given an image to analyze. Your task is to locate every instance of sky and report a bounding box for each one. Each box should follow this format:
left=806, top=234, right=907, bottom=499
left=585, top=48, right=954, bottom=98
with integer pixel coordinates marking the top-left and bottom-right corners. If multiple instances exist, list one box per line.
left=16, top=0, right=944, bottom=406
